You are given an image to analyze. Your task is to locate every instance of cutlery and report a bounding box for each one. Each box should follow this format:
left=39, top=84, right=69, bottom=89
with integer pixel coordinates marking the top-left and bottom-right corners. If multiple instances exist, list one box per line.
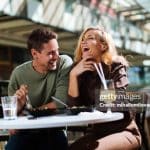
left=51, top=96, right=68, bottom=108
left=26, top=95, right=32, bottom=109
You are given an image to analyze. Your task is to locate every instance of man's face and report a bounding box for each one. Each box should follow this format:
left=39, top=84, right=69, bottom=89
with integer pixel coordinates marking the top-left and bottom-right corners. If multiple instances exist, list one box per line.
left=32, top=39, right=59, bottom=72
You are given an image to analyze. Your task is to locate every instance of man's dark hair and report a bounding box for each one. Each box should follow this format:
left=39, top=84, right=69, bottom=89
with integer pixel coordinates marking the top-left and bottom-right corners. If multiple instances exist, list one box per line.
left=27, top=28, right=57, bottom=52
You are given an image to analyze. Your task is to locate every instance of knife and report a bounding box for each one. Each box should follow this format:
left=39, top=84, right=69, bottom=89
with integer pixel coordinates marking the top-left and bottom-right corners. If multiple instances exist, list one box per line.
left=51, top=96, right=68, bottom=108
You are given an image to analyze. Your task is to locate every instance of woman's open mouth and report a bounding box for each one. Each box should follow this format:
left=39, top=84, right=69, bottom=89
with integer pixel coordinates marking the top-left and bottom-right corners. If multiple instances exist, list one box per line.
left=83, top=47, right=90, bottom=52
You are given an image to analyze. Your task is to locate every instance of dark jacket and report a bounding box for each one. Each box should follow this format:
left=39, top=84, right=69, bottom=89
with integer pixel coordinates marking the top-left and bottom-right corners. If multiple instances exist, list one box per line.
left=68, top=61, right=128, bottom=107
left=68, top=60, right=140, bottom=139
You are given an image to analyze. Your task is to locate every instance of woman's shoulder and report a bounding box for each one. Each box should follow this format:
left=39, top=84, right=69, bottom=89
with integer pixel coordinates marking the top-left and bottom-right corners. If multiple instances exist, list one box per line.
left=110, top=56, right=129, bottom=88
left=111, top=56, right=129, bottom=72
left=112, top=55, right=128, bottom=67
left=110, top=56, right=128, bottom=79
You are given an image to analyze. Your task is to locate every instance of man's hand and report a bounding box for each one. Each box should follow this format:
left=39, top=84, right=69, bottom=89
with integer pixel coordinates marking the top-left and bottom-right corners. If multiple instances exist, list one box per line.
left=15, top=84, right=28, bottom=113
left=9, top=129, right=18, bottom=135
left=38, top=101, right=57, bottom=110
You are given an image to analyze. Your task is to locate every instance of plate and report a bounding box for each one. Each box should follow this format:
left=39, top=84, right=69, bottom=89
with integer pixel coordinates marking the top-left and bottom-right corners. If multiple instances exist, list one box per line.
left=67, top=106, right=93, bottom=115
left=27, top=106, right=93, bottom=117
left=28, top=108, right=57, bottom=117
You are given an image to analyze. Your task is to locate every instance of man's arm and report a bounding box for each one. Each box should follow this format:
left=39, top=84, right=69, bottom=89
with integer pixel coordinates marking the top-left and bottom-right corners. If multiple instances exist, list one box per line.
left=54, top=55, right=73, bottom=108
left=36, top=55, right=72, bottom=109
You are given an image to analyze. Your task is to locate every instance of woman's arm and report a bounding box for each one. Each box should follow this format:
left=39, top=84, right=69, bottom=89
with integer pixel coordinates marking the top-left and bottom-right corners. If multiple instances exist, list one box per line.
left=68, top=56, right=95, bottom=106
left=68, top=57, right=95, bottom=96
left=68, top=70, right=80, bottom=97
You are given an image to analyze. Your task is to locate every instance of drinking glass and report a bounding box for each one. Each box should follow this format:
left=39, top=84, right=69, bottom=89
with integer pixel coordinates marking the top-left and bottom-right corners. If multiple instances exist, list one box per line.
left=100, top=79, right=115, bottom=114
left=1, top=96, right=17, bottom=120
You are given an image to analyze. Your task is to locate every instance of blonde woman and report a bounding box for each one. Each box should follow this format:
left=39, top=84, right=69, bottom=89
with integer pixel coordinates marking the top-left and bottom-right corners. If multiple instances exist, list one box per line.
left=68, top=27, right=141, bottom=150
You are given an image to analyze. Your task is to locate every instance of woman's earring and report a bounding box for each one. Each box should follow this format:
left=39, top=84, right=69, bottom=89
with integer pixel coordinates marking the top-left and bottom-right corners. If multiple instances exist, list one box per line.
left=102, top=45, right=106, bottom=50
left=102, top=44, right=108, bottom=51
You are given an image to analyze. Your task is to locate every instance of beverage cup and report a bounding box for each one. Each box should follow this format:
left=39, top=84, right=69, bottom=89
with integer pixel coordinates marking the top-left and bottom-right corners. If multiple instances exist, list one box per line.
left=1, top=96, right=17, bottom=120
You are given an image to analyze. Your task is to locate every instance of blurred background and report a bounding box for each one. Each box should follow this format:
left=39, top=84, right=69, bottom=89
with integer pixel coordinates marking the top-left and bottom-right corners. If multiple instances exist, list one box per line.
left=0, top=0, right=149, bottom=87
left=0, top=0, right=150, bottom=149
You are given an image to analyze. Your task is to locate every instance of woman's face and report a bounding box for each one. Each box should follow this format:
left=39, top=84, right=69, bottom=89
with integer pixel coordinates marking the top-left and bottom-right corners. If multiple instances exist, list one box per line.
left=81, top=29, right=106, bottom=62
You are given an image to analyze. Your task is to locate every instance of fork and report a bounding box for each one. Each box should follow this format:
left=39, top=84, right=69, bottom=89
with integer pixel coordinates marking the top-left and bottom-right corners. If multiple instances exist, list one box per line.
left=25, top=95, right=32, bottom=110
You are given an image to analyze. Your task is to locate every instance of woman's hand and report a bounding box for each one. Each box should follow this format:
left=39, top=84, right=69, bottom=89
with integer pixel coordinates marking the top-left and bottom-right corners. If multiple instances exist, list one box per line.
left=68, top=56, right=95, bottom=97
left=70, top=56, right=95, bottom=77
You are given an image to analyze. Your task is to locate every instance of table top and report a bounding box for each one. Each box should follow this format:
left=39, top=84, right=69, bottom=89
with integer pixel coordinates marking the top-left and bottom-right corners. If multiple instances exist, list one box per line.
left=0, top=111, right=124, bottom=129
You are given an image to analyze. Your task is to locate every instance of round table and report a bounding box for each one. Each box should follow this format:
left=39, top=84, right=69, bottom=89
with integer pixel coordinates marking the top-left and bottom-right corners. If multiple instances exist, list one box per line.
left=0, top=112, right=124, bottom=129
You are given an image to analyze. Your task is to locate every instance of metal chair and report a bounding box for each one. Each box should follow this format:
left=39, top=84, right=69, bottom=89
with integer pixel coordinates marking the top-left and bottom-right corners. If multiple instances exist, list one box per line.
left=135, top=91, right=149, bottom=150
left=0, top=80, right=9, bottom=143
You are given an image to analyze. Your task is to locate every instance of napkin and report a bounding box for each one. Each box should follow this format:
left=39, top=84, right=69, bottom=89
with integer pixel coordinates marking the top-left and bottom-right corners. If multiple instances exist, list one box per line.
left=78, top=110, right=104, bottom=117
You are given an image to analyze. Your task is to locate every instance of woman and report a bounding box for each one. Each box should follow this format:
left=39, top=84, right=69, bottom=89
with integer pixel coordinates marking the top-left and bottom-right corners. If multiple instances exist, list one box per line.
left=68, top=27, right=141, bottom=150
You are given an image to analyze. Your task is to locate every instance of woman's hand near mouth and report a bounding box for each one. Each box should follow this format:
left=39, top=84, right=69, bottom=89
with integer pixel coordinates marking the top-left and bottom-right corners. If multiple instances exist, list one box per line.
left=70, top=56, right=95, bottom=77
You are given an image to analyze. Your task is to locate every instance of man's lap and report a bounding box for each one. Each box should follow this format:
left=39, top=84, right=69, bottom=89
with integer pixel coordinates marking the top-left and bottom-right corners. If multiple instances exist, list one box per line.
left=5, top=129, right=68, bottom=150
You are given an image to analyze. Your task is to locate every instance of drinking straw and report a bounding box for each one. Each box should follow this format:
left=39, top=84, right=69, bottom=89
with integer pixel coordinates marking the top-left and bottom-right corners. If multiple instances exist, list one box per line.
left=98, top=63, right=107, bottom=89
left=94, top=63, right=107, bottom=89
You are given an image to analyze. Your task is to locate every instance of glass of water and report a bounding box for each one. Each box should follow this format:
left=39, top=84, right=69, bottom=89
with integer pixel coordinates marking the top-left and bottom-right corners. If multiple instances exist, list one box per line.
left=1, top=96, right=17, bottom=120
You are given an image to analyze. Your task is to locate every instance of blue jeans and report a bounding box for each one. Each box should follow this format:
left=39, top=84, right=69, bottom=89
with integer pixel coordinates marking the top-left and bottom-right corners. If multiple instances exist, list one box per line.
left=5, top=129, right=68, bottom=150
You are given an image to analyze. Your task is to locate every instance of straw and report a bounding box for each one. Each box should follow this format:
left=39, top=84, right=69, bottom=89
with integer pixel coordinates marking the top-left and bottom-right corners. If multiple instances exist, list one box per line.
left=98, top=63, right=107, bottom=90
left=98, top=63, right=105, bottom=80
left=94, top=63, right=112, bottom=114
left=94, top=63, right=107, bottom=89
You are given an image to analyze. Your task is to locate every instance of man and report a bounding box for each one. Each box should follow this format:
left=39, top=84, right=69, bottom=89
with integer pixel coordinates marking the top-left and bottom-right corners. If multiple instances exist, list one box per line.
left=6, top=28, right=73, bottom=150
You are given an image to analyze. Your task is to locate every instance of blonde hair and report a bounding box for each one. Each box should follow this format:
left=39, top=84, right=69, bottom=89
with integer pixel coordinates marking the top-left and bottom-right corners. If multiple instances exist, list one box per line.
left=74, top=26, right=127, bottom=66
